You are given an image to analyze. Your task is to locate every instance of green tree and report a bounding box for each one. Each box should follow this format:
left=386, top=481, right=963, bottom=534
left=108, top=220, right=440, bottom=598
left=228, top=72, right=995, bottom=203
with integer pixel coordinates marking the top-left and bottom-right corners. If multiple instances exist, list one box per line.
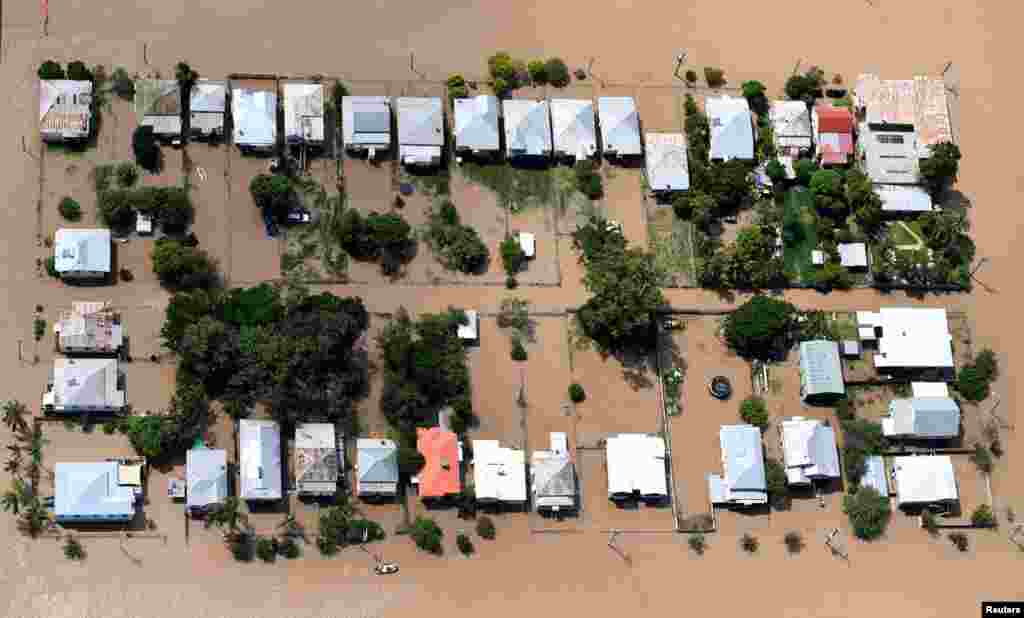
left=456, top=532, right=475, bottom=555
left=722, top=295, right=797, bottom=360
left=918, top=141, right=961, bottom=198
left=207, top=496, right=248, bottom=534
left=500, top=236, right=526, bottom=277
left=708, top=160, right=752, bottom=209
left=2, top=401, right=30, bottom=434
left=970, top=443, right=994, bottom=474
left=971, top=504, right=996, bottom=528
left=809, top=169, right=846, bottom=215
left=956, top=365, right=990, bottom=402
left=785, top=69, right=824, bottom=104
left=132, top=126, right=161, bottom=172
left=249, top=174, right=294, bottom=221
left=784, top=531, right=804, bottom=554
left=765, top=159, right=787, bottom=185
left=487, top=52, right=522, bottom=97
left=58, top=197, right=82, bottom=221
left=66, top=61, right=93, bottom=82
left=846, top=169, right=883, bottom=234
left=740, top=396, right=769, bottom=429
left=151, top=239, right=219, bottom=290
left=111, top=67, right=135, bottom=99
left=703, top=67, right=726, bottom=88
left=843, top=486, right=891, bottom=540
left=741, top=80, right=768, bottom=115
left=161, top=289, right=219, bottom=351
left=446, top=74, right=468, bottom=100
left=794, top=159, right=817, bottom=186
left=688, top=533, right=706, bottom=555
left=568, top=383, right=586, bottom=403
left=673, top=190, right=716, bottom=226
left=63, top=535, right=86, bottom=560
left=497, top=297, right=530, bottom=332
left=476, top=515, right=497, bottom=540
left=740, top=532, right=759, bottom=553
left=116, top=162, right=139, bottom=188
left=510, top=337, right=528, bottom=361
left=411, top=516, right=444, bottom=554
left=574, top=159, right=604, bottom=199
left=765, top=457, right=788, bottom=509
left=98, top=189, right=137, bottom=232
left=38, top=60, right=65, bottom=80
left=545, top=58, right=571, bottom=88
left=527, top=59, right=548, bottom=84
left=255, top=536, right=277, bottom=562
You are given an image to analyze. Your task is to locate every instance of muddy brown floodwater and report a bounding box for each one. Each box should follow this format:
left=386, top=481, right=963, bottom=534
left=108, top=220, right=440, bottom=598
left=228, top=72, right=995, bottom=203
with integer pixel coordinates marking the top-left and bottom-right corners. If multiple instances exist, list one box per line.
left=1, top=1, right=1022, bottom=617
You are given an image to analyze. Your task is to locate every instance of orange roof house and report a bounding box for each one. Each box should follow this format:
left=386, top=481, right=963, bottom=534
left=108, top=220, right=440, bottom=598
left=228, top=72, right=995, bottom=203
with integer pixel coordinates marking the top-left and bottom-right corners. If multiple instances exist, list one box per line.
left=416, top=427, right=461, bottom=498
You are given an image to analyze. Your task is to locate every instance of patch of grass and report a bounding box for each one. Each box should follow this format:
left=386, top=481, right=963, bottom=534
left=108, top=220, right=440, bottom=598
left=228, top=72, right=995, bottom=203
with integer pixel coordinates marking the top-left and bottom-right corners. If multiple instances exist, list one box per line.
left=648, top=209, right=695, bottom=286
left=886, top=221, right=924, bottom=247
left=459, top=163, right=560, bottom=212
left=782, top=189, right=818, bottom=283
left=830, top=312, right=858, bottom=340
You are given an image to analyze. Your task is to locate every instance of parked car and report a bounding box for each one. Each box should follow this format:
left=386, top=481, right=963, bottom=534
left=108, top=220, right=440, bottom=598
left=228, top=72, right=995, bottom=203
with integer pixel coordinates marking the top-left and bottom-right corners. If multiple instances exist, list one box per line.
left=286, top=208, right=311, bottom=224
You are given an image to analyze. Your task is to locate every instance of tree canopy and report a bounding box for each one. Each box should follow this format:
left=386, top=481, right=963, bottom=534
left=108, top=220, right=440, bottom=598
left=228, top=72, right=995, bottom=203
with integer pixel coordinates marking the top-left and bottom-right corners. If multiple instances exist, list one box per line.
left=132, top=126, right=161, bottom=172
left=918, top=141, right=961, bottom=198
left=722, top=295, right=798, bottom=360
left=843, top=486, right=891, bottom=540
left=809, top=169, right=846, bottom=215
left=250, top=174, right=296, bottom=221
left=151, top=239, right=219, bottom=290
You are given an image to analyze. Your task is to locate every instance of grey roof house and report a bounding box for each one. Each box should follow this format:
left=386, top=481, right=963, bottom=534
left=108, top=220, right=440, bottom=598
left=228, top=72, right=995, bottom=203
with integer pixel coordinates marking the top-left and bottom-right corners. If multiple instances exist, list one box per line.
left=135, top=79, right=182, bottom=139
left=531, top=433, right=577, bottom=514
left=282, top=81, right=325, bottom=145
left=597, top=97, right=641, bottom=157
left=454, top=95, right=500, bottom=155
left=502, top=99, right=552, bottom=159
left=799, top=340, right=845, bottom=404
left=295, top=423, right=340, bottom=496
left=189, top=79, right=227, bottom=138
left=550, top=98, right=597, bottom=160
left=40, top=80, right=92, bottom=142
left=239, top=419, right=283, bottom=501
left=43, top=357, right=125, bottom=413
left=186, top=448, right=228, bottom=514
left=708, top=424, right=767, bottom=506
left=707, top=95, right=754, bottom=161
left=54, top=228, right=111, bottom=280
left=342, top=96, right=391, bottom=155
left=356, top=438, right=399, bottom=498
left=883, top=397, right=960, bottom=439
left=232, top=84, right=277, bottom=151
left=780, top=417, right=841, bottom=485
left=644, top=132, right=689, bottom=193
left=397, top=97, right=444, bottom=166
left=55, top=461, right=137, bottom=523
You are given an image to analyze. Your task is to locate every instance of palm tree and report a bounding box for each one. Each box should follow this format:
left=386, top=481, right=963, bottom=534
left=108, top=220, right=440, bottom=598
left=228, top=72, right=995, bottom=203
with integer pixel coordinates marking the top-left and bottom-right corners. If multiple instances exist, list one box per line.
left=2, top=400, right=29, bottom=434
left=18, top=502, right=50, bottom=538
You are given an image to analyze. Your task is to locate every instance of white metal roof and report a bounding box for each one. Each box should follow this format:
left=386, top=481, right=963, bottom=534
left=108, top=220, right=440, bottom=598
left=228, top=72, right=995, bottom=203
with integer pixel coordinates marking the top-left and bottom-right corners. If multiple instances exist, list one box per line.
left=644, top=132, right=689, bottom=192
left=877, top=184, right=933, bottom=212
left=605, top=434, right=667, bottom=497
left=44, top=358, right=125, bottom=411
left=517, top=232, right=536, bottom=258
left=232, top=87, right=277, bottom=147
left=893, top=455, right=958, bottom=505
left=550, top=98, right=597, bottom=158
left=873, top=308, right=954, bottom=370
left=472, top=440, right=527, bottom=503
left=397, top=97, right=443, bottom=147
left=457, top=309, right=479, bottom=340
left=862, top=456, right=889, bottom=498
left=712, top=424, right=767, bottom=504
left=342, top=96, right=391, bottom=149
left=295, top=423, right=339, bottom=492
left=187, top=448, right=228, bottom=509
left=780, top=418, right=840, bottom=484
left=884, top=397, right=960, bottom=438
left=861, top=125, right=919, bottom=184
left=707, top=96, right=754, bottom=161
left=454, top=95, right=500, bottom=152
left=597, top=97, right=641, bottom=156
left=55, top=461, right=136, bottom=521
left=239, top=419, right=282, bottom=501
left=356, top=438, right=399, bottom=495
left=282, top=82, right=325, bottom=143
left=838, top=242, right=868, bottom=267
left=54, top=228, right=111, bottom=275
left=770, top=100, right=812, bottom=147
left=190, top=80, right=227, bottom=113
left=912, top=382, right=950, bottom=398
left=502, top=99, right=552, bottom=157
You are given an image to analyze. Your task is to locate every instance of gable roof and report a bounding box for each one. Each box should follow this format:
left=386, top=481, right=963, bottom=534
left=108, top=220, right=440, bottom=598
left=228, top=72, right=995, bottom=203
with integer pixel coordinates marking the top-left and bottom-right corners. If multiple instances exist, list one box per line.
left=356, top=438, right=399, bottom=487
left=531, top=450, right=577, bottom=500
left=232, top=86, right=277, bottom=147
left=40, top=80, right=92, bottom=137
left=54, top=228, right=111, bottom=274
left=135, top=79, right=181, bottom=116
left=44, top=358, right=125, bottom=410
left=718, top=424, right=767, bottom=501
left=342, top=96, right=391, bottom=148
left=892, top=455, right=958, bottom=505
left=816, top=104, right=854, bottom=134
left=416, top=427, right=461, bottom=497
left=854, top=74, right=952, bottom=153
left=606, top=433, right=667, bottom=497
left=454, top=95, right=500, bottom=152
left=780, top=418, right=840, bottom=484
left=550, top=98, right=597, bottom=158
left=56, top=302, right=123, bottom=353
left=239, top=419, right=282, bottom=500
left=397, top=97, right=443, bottom=147
left=707, top=96, right=754, bottom=160
left=472, top=440, right=527, bottom=502
left=770, top=100, right=812, bottom=149
left=55, top=461, right=136, bottom=521
left=190, top=80, right=227, bottom=113
left=282, top=81, right=324, bottom=143
left=187, top=448, right=228, bottom=509
left=295, top=423, right=339, bottom=489
left=838, top=242, right=868, bottom=267
left=884, top=397, right=960, bottom=438
left=799, top=340, right=845, bottom=399
left=502, top=99, right=552, bottom=156
left=597, top=97, right=641, bottom=156
left=644, top=132, right=689, bottom=192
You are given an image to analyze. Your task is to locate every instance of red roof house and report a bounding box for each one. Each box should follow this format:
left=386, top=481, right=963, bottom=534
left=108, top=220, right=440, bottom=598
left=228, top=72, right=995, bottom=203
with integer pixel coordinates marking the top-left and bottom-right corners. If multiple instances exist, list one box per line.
left=416, top=427, right=461, bottom=498
left=815, top=105, right=855, bottom=165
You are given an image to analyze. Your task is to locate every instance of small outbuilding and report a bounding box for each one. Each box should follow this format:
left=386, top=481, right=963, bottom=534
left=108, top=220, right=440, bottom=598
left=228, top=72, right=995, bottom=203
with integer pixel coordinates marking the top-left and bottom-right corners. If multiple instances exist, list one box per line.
left=472, top=440, right=527, bottom=508
left=605, top=433, right=668, bottom=504
left=877, top=184, right=933, bottom=214
left=54, top=228, right=111, bottom=280
left=550, top=98, right=597, bottom=160
left=597, top=97, right=642, bottom=157
left=342, top=96, right=392, bottom=157
left=454, top=95, right=500, bottom=156
left=517, top=232, right=536, bottom=259
left=708, top=424, right=767, bottom=506
left=644, top=132, right=689, bottom=193
left=883, top=397, right=960, bottom=439
left=799, top=340, right=846, bottom=404
left=779, top=417, right=840, bottom=486
left=502, top=99, right=552, bottom=159
left=239, top=419, right=283, bottom=502
left=295, top=423, right=340, bottom=496
left=861, top=455, right=889, bottom=498
left=838, top=242, right=869, bottom=268
left=457, top=309, right=479, bottom=342
left=396, top=97, right=444, bottom=167
left=706, top=95, right=754, bottom=161
left=356, top=438, right=399, bottom=499
left=186, top=448, right=228, bottom=515
left=55, top=461, right=137, bottom=523
left=892, top=455, right=958, bottom=508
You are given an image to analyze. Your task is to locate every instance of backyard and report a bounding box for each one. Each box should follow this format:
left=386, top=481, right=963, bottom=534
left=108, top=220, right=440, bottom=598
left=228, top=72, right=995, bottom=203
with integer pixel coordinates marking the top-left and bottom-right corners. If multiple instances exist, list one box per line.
left=648, top=207, right=696, bottom=287
left=782, top=189, right=817, bottom=284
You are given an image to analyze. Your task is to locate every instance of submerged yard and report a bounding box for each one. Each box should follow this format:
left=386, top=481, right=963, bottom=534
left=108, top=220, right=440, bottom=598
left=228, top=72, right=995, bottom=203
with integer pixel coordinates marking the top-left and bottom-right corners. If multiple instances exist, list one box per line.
left=782, top=189, right=817, bottom=284
left=648, top=207, right=696, bottom=286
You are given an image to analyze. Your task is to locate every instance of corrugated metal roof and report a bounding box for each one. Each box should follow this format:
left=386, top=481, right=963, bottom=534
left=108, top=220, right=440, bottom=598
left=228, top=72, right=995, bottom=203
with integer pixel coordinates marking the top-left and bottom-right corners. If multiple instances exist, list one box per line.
left=232, top=87, right=277, bottom=147
left=707, top=96, right=754, bottom=161
left=454, top=95, right=500, bottom=152
left=54, top=229, right=110, bottom=275
left=40, top=80, right=92, bottom=137
left=187, top=448, right=228, bottom=509
left=644, top=132, right=689, bottom=192
left=282, top=82, right=324, bottom=143
left=239, top=419, right=282, bottom=501
left=799, top=340, right=845, bottom=399
left=342, top=96, right=391, bottom=148
left=55, top=462, right=136, bottom=521
left=416, top=427, right=461, bottom=497
left=357, top=439, right=398, bottom=487
left=502, top=99, right=552, bottom=157
left=597, top=97, right=641, bottom=156
left=550, top=98, right=597, bottom=158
